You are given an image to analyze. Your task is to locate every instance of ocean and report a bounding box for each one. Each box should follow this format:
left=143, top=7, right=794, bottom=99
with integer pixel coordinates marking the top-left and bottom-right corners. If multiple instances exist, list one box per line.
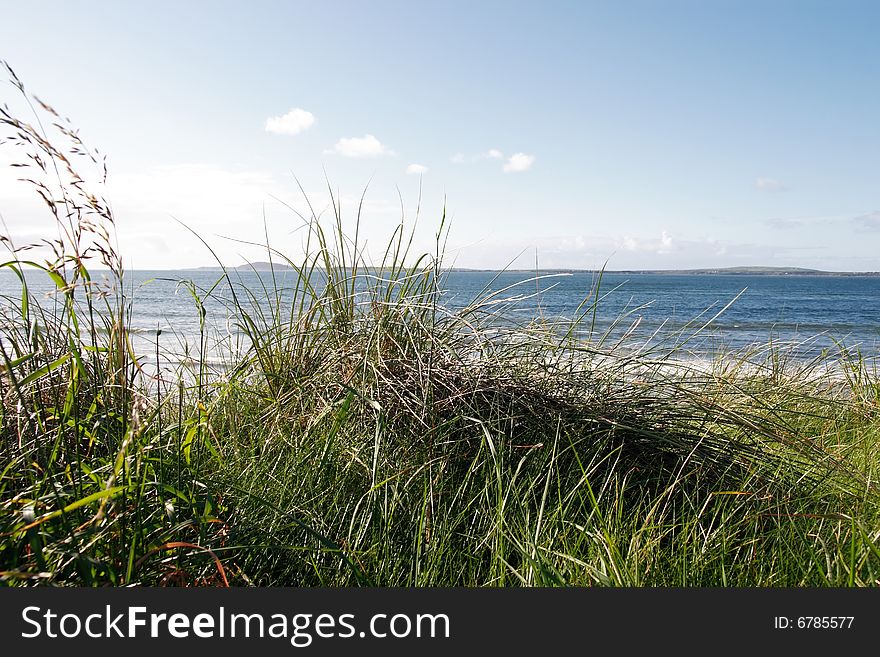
left=2, top=269, right=879, bottom=367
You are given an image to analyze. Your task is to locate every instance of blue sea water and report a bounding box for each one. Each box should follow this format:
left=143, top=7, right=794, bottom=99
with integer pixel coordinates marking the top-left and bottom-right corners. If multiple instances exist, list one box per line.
left=2, top=269, right=879, bottom=365
left=443, top=270, right=880, bottom=359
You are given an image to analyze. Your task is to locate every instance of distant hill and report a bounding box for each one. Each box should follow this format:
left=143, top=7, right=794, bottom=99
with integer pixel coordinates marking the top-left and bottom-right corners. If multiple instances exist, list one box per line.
left=233, top=261, right=293, bottom=271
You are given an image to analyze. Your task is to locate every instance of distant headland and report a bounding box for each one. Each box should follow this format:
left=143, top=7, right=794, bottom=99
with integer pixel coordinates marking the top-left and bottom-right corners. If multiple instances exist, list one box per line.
left=592, top=266, right=880, bottom=277
left=447, top=266, right=880, bottom=277
left=183, top=263, right=880, bottom=276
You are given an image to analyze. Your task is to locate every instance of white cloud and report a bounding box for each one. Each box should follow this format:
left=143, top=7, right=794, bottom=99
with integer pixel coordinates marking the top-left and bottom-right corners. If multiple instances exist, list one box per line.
left=328, top=135, right=392, bottom=158
left=458, top=149, right=510, bottom=163
left=503, top=152, right=535, bottom=173
left=618, top=231, right=675, bottom=254
left=0, top=151, right=107, bottom=251
left=755, top=177, right=785, bottom=191
left=265, top=108, right=315, bottom=136
left=451, top=229, right=871, bottom=272
left=105, top=164, right=283, bottom=267
left=5, top=157, right=435, bottom=268
left=406, top=163, right=428, bottom=175
left=0, top=152, right=39, bottom=201
left=475, top=149, right=503, bottom=161
left=471, top=149, right=504, bottom=162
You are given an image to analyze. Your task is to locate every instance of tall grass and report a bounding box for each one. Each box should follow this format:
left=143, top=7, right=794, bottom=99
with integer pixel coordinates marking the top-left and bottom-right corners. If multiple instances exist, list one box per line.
left=2, top=63, right=880, bottom=586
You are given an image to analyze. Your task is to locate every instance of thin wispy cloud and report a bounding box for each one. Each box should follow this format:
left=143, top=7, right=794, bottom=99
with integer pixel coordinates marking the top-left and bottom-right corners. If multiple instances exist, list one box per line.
left=450, top=153, right=466, bottom=164
left=328, top=135, right=393, bottom=158
left=503, top=152, right=535, bottom=173
left=766, top=213, right=850, bottom=230
left=406, top=163, right=428, bottom=175
left=755, top=177, right=786, bottom=192
left=854, top=211, right=880, bottom=231
left=265, top=108, right=315, bottom=136
left=766, top=216, right=804, bottom=229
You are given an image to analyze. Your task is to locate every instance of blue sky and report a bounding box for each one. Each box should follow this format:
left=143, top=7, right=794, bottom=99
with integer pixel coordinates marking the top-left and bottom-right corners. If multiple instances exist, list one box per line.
left=1, top=0, right=879, bottom=270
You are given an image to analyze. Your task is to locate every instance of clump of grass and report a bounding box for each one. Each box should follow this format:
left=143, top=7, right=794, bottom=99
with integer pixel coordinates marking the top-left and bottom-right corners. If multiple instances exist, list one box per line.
left=0, top=63, right=229, bottom=585
left=2, top=63, right=880, bottom=587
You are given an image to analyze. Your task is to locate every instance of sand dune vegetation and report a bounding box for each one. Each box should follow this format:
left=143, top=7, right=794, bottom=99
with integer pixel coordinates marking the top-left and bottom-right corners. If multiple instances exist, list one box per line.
left=2, top=66, right=880, bottom=587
